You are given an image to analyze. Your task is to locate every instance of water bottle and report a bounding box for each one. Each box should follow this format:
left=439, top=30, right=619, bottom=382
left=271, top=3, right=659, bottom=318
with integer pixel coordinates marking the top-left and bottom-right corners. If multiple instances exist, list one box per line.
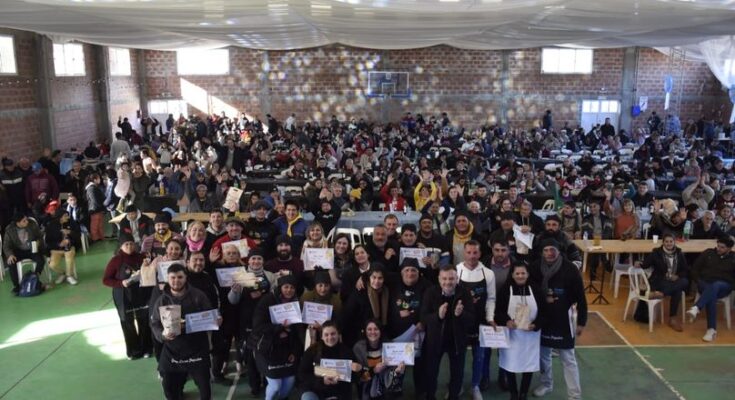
left=583, top=231, right=589, bottom=248
left=159, top=181, right=165, bottom=196
left=683, top=220, right=692, bottom=241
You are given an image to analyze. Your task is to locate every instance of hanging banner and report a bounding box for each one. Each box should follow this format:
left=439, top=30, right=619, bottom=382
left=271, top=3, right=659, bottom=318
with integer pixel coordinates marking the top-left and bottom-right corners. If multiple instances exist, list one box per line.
left=639, top=96, right=648, bottom=112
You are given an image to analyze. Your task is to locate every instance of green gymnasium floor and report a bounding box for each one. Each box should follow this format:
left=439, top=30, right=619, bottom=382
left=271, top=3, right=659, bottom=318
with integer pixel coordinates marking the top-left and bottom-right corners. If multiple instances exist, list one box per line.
left=1, top=241, right=734, bottom=400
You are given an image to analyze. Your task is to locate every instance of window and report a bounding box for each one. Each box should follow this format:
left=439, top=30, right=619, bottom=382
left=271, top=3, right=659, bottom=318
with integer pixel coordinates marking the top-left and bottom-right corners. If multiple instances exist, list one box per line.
left=148, top=100, right=187, bottom=116
left=176, top=49, right=229, bottom=75
left=0, top=35, right=17, bottom=74
left=53, top=43, right=86, bottom=76
left=109, top=47, right=131, bottom=76
left=541, top=48, right=593, bottom=74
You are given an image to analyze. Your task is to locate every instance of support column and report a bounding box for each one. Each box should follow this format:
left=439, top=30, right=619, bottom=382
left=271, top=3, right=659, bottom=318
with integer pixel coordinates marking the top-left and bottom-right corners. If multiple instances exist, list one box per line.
left=619, top=47, right=639, bottom=133
left=137, top=49, right=148, bottom=117
left=260, top=50, right=271, bottom=117
left=500, top=50, right=511, bottom=127
left=35, top=34, right=55, bottom=149
left=93, top=45, right=112, bottom=140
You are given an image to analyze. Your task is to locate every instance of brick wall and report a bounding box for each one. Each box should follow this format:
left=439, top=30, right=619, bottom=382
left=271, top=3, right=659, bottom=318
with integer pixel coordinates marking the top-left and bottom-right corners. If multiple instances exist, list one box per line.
left=142, top=45, right=727, bottom=131
left=0, top=28, right=43, bottom=158
left=1, top=29, right=731, bottom=163
left=49, top=43, right=102, bottom=151
left=634, top=48, right=731, bottom=130
left=110, top=49, right=141, bottom=135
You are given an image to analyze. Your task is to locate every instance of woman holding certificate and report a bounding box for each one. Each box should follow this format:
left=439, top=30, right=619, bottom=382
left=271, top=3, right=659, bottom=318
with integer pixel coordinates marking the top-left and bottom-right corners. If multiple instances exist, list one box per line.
left=300, top=272, right=343, bottom=347
left=298, top=321, right=359, bottom=400
left=494, top=263, right=548, bottom=400
left=353, top=319, right=406, bottom=399
left=102, top=233, right=153, bottom=360
left=252, top=274, right=304, bottom=400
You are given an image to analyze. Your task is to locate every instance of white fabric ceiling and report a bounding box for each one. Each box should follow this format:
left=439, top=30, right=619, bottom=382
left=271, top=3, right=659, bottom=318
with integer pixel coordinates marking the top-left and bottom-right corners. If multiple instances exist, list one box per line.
left=2, top=0, right=735, bottom=51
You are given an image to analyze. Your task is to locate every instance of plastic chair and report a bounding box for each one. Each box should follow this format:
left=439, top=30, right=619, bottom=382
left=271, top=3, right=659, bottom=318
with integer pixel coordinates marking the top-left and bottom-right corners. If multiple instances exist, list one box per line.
left=641, top=222, right=651, bottom=240
left=80, top=232, right=89, bottom=254
left=623, top=267, right=664, bottom=332
left=542, top=199, right=555, bottom=211
left=17, top=259, right=52, bottom=284
left=336, top=228, right=362, bottom=248
left=361, top=227, right=374, bottom=246
left=613, top=253, right=634, bottom=298
left=693, top=292, right=733, bottom=330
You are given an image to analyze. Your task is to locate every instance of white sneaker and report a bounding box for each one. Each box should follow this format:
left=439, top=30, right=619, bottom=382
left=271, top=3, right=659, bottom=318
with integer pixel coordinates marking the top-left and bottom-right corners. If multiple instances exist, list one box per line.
left=702, top=328, right=717, bottom=342
left=686, top=306, right=699, bottom=323
left=66, top=276, right=78, bottom=285
left=533, top=385, right=552, bottom=397
left=55, top=274, right=67, bottom=285
left=471, top=387, right=482, bottom=400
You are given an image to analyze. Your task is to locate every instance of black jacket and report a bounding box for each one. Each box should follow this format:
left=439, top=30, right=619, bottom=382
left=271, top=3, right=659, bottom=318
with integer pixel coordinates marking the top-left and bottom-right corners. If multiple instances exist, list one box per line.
left=528, top=257, right=587, bottom=349
left=150, top=284, right=212, bottom=372
left=514, top=212, right=545, bottom=236
left=252, top=292, right=304, bottom=378
left=387, top=277, right=430, bottom=339
left=45, top=218, right=82, bottom=251
left=420, top=285, right=475, bottom=356
left=640, top=247, right=689, bottom=288
left=297, top=343, right=354, bottom=399
left=692, top=249, right=735, bottom=286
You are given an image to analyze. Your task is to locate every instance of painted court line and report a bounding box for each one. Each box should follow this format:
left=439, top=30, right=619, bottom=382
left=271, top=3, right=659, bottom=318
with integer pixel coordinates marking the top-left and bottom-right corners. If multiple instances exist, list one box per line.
left=594, top=311, right=687, bottom=400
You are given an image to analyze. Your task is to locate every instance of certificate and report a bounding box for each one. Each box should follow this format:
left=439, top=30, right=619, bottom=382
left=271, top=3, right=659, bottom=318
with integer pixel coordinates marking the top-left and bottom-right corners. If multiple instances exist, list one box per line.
left=185, top=309, right=220, bottom=333
left=399, top=247, right=431, bottom=269
left=223, top=187, right=243, bottom=212
left=222, top=239, right=250, bottom=258
left=319, top=358, right=352, bottom=382
left=302, top=301, right=333, bottom=324
left=269, top=301, right=303, bottom=325
left=157, top=260, right=185, bottom=282
left=381, top=342, right=415, bottom=366
left=479, top=325, right=509, bottom=348
left=303, top=248, right=334, bottom=270
left=215, top=266, right=247, bottom=287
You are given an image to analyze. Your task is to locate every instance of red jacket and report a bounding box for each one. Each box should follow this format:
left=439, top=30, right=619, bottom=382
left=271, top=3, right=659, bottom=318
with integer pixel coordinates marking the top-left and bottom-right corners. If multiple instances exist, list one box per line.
left=25, top=171, right=59, bottom=204
left=379, top=183, right=406, bottom=211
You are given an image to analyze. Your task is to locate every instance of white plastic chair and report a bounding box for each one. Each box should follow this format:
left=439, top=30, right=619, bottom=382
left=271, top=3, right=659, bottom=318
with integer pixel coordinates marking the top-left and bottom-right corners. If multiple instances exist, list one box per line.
left=361, top=227, right=374, bottom=246
left=613, top=253, right=634, bottom=299
left=17, top=259, right=52, bottom=284
left=336, top=228, right=362, bottom=248
left=693, top=292, right=733, bottom=330
left=641, top=223, right=651, bottom=240
left=623, top=267, right=664, bottom=332
left=542, top=199, right=555, bottom=211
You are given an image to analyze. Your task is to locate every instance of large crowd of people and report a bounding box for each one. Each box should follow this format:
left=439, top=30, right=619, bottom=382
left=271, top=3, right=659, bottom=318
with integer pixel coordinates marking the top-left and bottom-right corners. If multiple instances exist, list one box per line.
left=2, top=108, right=735, bottom=400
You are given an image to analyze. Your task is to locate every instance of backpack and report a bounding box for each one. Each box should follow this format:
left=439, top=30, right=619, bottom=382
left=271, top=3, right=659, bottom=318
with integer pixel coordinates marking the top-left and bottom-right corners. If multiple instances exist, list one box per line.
left=18, top=272, right=45, bottom=297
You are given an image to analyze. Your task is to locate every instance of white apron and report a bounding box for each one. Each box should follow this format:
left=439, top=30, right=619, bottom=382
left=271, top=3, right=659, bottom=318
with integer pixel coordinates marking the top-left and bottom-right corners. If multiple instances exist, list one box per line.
left=499, top=286, right=541, bottom=373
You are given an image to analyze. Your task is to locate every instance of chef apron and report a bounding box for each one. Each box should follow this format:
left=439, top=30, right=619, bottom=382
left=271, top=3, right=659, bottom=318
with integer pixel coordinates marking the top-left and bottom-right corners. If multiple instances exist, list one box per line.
left=459, top=268, right=487, bottom=344
left=499, top=286, right=540, bottom=373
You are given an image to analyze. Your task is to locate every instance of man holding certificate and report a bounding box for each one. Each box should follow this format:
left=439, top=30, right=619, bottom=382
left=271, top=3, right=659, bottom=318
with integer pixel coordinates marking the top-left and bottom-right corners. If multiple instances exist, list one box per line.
left=209, top=217, right=257, bottom=266
left=421, top=265, right=475, bottom=400
left=150, top=263, right=218, bottom=400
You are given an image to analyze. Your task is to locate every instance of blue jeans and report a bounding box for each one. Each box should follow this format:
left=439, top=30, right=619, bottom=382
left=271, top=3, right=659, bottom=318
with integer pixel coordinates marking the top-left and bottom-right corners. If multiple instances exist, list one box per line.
left=265, top=376, right=295, bottom=400
left=696, top=280, right=733, bottom=329
left=470, top=344, right=490, bottom=388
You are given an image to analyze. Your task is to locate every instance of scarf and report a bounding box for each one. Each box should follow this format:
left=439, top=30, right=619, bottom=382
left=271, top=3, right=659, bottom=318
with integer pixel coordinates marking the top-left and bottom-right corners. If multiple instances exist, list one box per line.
left=453, top=222, right=474, bottom=243
left=663, top=247, right=678, bottom=279
left=286, top=214, right=303, bottom=237
left=540, top=252, right=563, bottom=294
left=367, top=286, right=389, bottom=325
left=154, top=230, right=173, bottom=245
left=186, top=237, right=205, bottom=252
